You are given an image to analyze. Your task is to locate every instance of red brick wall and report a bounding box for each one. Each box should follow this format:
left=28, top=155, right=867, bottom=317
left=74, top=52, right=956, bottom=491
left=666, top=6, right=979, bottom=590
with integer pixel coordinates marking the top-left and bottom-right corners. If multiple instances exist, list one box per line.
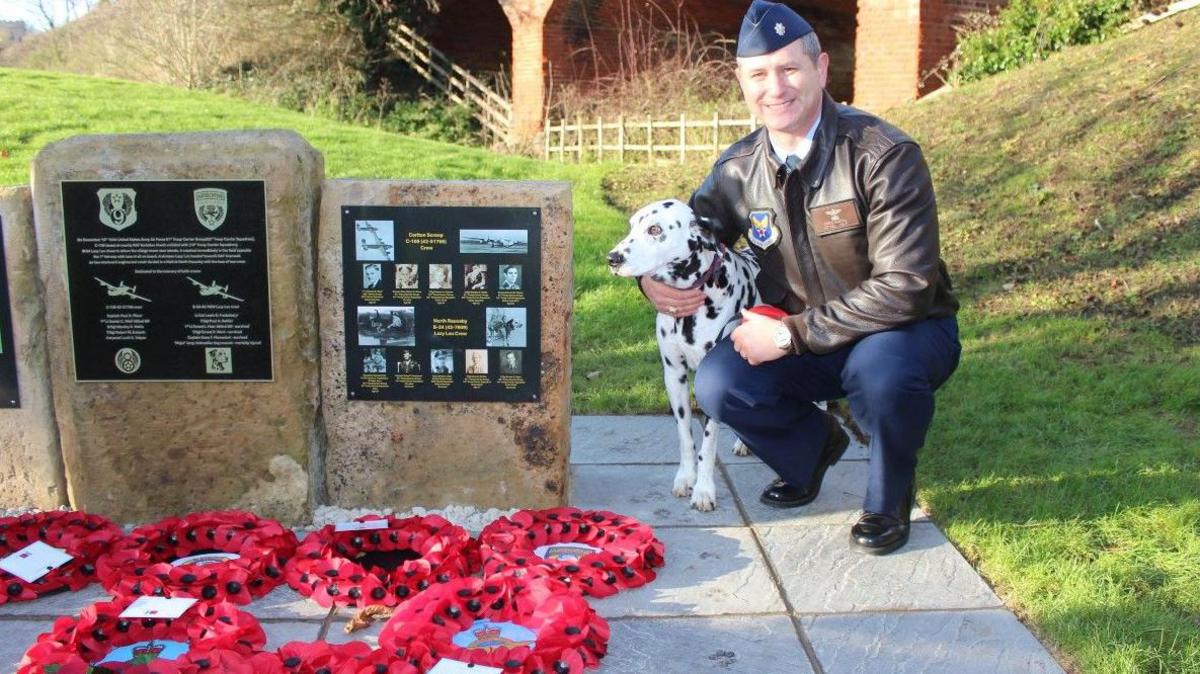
left=427, top=1, right=512, bottom=74
left=854, top=0, right=1006, bottom=112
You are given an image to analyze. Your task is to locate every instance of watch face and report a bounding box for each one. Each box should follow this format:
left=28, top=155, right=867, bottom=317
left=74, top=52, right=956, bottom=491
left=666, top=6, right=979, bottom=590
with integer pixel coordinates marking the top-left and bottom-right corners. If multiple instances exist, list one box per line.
left=773, top=325, right=792, bottom=350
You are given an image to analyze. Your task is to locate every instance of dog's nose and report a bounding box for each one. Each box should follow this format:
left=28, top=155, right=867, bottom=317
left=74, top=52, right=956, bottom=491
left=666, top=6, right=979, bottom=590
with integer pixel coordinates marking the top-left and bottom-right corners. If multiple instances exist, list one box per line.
left=607, top=250, right=625, bottom=267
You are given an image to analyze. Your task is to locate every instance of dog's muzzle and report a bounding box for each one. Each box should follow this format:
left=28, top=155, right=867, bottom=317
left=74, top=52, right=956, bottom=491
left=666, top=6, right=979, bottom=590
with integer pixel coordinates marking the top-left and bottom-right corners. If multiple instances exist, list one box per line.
left=606, top=250, right=625, bottom=269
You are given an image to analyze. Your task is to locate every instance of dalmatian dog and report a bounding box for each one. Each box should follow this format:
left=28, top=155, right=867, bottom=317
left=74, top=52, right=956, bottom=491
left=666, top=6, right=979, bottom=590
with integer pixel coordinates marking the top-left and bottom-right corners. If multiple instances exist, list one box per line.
left=607, top=199, right=760, bottom=511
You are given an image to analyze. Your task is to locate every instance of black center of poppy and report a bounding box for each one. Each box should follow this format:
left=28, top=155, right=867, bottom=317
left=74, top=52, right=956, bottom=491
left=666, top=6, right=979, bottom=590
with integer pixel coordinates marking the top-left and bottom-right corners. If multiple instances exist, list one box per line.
left=355, top=549, right=421, bottom=572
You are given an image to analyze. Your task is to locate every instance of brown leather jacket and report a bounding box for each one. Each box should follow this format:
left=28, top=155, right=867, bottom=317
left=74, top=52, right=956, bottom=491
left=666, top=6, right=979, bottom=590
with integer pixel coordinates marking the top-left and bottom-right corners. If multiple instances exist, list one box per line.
left=690, top=93, right=958, bottom=355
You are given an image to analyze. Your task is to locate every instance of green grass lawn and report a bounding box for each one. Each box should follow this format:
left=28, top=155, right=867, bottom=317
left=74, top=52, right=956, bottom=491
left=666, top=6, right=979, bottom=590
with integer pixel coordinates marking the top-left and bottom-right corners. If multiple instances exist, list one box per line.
left=2, top=10, right=1199, bottom=672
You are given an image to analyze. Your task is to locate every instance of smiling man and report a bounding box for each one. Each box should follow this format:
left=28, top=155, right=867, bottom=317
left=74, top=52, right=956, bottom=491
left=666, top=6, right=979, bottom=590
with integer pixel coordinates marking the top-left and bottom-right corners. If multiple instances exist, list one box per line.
left=637, top=0, right=961, bottom=554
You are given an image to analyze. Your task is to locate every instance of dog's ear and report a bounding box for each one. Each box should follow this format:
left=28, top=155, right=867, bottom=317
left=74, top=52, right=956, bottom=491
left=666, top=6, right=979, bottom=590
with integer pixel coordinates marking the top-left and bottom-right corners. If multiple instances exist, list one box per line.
left=692, top=215, right=720, bottom=240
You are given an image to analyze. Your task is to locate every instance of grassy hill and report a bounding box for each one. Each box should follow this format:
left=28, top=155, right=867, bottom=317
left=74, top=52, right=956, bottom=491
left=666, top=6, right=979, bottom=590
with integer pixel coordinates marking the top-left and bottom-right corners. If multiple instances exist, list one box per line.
left=2, top=9, right=1199, bottom=672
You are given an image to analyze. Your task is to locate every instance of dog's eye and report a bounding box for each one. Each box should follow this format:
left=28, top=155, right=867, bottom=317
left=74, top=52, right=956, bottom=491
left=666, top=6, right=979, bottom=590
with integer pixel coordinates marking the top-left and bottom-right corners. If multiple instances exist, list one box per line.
left=647, top=225, right=663, bottom=236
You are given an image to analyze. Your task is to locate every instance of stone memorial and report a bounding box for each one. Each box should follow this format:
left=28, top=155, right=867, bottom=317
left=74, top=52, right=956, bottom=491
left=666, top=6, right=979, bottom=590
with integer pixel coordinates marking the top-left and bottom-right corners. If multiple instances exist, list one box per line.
left=32, top=131, right=323, bottom=523
left=318, top=180, right=572, bottom=510
left=0, top=186, right=67, bottom=510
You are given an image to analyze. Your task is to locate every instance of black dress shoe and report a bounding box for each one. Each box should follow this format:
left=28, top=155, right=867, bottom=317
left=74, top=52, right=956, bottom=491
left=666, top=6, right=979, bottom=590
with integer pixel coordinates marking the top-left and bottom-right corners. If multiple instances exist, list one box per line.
left=759, top=416, right=850, bottom=508
left=850, top=487, right=914, bottom=555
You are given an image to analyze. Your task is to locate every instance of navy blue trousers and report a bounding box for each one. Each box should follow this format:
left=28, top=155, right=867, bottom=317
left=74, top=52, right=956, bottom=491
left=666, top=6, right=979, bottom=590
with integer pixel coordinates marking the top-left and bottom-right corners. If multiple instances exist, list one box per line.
left=694, top=316, right=961, bottom=516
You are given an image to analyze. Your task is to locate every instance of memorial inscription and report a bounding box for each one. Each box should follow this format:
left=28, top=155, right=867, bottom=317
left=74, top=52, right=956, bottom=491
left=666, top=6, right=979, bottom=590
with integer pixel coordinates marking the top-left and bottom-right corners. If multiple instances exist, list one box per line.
left=0, top=214, right=19, bottom=407
left=60, top=180, right=272, bottom=381
left=341, top=206, right=541, bottom=402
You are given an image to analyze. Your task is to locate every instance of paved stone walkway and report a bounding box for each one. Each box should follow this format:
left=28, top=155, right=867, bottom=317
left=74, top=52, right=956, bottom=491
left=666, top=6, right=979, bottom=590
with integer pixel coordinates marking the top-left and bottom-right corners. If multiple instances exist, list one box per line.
left=0, top=415, right=1065, bottom=673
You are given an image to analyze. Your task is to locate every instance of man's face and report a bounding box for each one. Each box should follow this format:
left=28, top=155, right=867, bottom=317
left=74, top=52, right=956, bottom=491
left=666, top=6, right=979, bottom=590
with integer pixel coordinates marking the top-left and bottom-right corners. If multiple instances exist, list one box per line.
left=736, top=40, right=828, bottom=138
left=505, top=268, right=518, bottom=282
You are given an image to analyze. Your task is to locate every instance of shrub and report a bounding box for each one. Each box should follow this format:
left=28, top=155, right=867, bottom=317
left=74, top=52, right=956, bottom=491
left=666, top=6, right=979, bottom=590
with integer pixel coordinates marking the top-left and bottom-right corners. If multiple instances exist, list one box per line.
left=950, top=0, right=1148, bottom=84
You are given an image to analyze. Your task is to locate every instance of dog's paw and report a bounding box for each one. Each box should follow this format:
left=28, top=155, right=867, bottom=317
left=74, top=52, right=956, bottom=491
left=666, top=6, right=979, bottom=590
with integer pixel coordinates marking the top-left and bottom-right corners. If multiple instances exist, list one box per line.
left=732, top=439, right=751, bottom=457
left=690, top=482, right=717, bottom=511
left=672, top=466, right=696, bottom=497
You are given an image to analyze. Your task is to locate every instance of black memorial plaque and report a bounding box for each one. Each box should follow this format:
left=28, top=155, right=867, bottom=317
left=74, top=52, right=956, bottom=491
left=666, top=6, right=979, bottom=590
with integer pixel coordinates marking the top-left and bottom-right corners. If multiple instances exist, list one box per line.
left=342, top=206, right=541, bottom=402
left=0, top=215, right=19, bottom=406
left=61, top=180, right=273, bottom=381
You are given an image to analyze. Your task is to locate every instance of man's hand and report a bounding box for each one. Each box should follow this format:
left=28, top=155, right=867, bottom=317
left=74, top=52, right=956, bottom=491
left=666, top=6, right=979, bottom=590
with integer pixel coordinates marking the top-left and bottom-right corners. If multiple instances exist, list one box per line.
left=639, top=276, right=706, bottom=317
left=732, top=310, right=788, bottom=365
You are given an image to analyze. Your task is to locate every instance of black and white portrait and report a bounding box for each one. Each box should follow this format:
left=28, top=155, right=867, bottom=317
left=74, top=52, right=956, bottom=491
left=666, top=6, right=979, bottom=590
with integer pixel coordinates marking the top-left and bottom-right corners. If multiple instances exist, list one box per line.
left=429, top=264, right=452, bottom=289
left=357, top=306, right=415, bottom=346
left=464, top=264, right=488, bottom=290
left=431, top=349, right=454, bottom=374
left=395, top=263, right=419, bottom=289
left=499, top=349, right=522, bottom=375
left=499, top=265, right=522, bottom=290
left=362, top=348, right=387, bottom=373
left=397, top=349, right=421, bottom=373
left=362, top=263, right=383, bottom=289
left=466, top=349, right=488, bottom=374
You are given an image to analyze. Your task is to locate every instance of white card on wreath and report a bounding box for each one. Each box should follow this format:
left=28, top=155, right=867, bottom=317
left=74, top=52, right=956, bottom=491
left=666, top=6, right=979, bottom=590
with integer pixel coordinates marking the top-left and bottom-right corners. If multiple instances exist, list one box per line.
left=119, top=596, right=198, bottom=619
left=0, top=540, right=74, bottom=583
left=334, top=520, right=389, bottom=532
left=427, top=659, right=503, bottom=674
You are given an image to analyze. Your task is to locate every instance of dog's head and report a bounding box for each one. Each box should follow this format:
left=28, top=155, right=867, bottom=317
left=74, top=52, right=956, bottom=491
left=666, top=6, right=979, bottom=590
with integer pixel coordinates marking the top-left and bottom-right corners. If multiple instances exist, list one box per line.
left=607, top=199, right=716, bottom=278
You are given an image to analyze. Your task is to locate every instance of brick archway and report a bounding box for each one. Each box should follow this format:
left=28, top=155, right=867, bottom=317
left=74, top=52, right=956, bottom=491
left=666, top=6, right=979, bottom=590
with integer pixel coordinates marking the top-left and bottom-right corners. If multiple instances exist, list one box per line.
left=488, top=0, right=1007, bottom=142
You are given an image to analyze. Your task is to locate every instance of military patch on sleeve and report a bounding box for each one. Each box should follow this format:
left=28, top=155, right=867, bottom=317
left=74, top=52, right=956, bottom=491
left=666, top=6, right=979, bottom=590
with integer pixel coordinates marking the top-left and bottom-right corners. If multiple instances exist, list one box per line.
left=809, top=200, right=862, bottom=235
left=747, top=209, right=780, bottom=249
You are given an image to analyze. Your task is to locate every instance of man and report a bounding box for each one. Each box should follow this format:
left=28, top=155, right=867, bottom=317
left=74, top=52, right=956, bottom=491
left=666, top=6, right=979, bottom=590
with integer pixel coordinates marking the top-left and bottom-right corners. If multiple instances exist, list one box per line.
left=500, top=265, right=522, bottom=290
left=398, top=349, right=421, bottom=374
left=362, top=264, right=382, bottom=289
left=640, top=0, right=960, bottom=554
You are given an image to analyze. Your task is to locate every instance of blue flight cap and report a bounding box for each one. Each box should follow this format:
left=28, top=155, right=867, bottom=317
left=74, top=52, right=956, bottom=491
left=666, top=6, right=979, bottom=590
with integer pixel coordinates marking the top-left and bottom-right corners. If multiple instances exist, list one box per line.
left=737, top=0, right=814, bottom=57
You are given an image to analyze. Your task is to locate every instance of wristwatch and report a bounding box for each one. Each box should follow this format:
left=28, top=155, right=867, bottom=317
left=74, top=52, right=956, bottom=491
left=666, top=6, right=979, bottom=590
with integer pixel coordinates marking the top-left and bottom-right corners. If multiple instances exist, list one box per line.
left=772, top=323, right=793, bottom=352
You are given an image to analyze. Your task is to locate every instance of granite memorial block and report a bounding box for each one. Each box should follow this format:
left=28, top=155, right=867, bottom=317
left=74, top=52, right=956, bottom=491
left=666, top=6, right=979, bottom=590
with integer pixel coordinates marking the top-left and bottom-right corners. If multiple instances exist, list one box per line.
left=0, top=186, right=67, bottom=509
left=32, top=131, right=323, bottom=523
left=318, top=180, right=572, bottom=510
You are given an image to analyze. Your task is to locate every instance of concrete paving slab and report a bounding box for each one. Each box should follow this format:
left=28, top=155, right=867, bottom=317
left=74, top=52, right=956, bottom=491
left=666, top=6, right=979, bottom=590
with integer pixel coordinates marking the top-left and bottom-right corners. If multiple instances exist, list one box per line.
left=591, top=526, right=785, bottom=618
left=570, top=464, right=743, bottom=527
left=0, top=584, right=110, bottom=617
left=249, top=584, right=337, bottom=620
left=1, top=620, right=52, bottom=671
left=600, top=614, right=816, bottom=671
left=802, top=609, right=1064, bottom=673
left=261, top=619, right=327, bottom=648
left=757, top=524, right=1001, bottom=613
left=598, top=615, right=813, bottom=673
left=726, top=460, right=926, bottom=526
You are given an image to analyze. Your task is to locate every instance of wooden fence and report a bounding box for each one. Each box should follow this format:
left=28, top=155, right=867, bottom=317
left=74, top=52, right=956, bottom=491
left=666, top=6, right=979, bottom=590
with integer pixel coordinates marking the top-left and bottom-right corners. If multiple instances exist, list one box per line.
left=543, top=112, right=761, bottom=163
left=389, top=22, right=511, bottom=140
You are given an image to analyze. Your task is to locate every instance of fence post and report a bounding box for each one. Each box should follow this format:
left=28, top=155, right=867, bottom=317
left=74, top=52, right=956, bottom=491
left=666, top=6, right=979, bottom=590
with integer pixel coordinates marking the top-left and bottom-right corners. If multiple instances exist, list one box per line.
left=544, top=116, right=550, bottom=160
left=558, top=119, right=565, bottom=162
left=618, top=115, right=625, bottom=163
left=576, top=113, right=583, bottom=162
left=713, top=111, right=720, bottom=154
left=647, top=118, right=653, bottom=162
left=678, top=113, right=685, bottom=163
left=597, top=116, right=603, bottom=162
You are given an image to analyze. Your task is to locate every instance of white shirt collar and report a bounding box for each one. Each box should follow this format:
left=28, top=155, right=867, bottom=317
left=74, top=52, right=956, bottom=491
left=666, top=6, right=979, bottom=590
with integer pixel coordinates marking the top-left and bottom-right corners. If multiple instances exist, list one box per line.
left=769, top=112, right=822, bottom=165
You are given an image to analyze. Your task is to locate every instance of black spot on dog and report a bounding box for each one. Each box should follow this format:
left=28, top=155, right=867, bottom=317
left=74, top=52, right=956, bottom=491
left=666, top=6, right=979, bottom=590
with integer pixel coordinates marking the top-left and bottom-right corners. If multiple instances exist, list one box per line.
left=681, top=316, right=696, bottom=345
left=663, top=356, right=672, bottom=367
left=659, top=327, right=666, bottom=337
left=663, top=201, right=675, bottom=208
left=704, top=341, right=713, bottom=350
left=672, top=254, right=701, bottom=279
left=678, top=374, right=687, bottom=384
left=706, top=305, right=718, bottom=320
left=716, top=268, right=729, bottom=289
left=676, top=405, right=685, bottom=418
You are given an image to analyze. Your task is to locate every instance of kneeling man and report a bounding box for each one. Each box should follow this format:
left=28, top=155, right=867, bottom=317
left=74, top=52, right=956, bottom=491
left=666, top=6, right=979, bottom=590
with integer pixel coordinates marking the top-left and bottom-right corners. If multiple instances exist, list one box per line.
left=639, top=0, right=961, bottom=554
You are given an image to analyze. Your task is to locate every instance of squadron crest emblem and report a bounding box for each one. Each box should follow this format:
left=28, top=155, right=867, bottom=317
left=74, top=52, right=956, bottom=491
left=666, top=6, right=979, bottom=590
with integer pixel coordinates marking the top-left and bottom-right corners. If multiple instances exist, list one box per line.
left=747, top=208, right=780, bottom=249
left=193, top=188, right=228, bottom=230
left=97, top=188, right=138, bottom=231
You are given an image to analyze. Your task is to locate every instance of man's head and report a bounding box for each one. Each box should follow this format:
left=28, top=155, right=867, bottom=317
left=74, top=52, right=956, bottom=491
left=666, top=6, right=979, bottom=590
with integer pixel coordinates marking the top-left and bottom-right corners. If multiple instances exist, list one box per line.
left=504, top=266, right=519, bottom=282
left=735, top=1, right=828, bottom=140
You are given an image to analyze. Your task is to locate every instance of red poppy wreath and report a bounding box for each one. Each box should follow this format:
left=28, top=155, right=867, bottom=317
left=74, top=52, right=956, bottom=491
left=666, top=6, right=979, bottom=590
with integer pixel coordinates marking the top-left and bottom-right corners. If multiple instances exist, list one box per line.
left=275, top=640, right=430, bottom=674
left=1, top=510, right=124, bottom=604
left=378, top=573, right=609, bottom=674
left=285, top=514, right=475, bottom=608
left=17, top=598, right=269, bottom=673
left=478, top=508, right=664, bottom=598
left=98, top=510, right=298, bottom=605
